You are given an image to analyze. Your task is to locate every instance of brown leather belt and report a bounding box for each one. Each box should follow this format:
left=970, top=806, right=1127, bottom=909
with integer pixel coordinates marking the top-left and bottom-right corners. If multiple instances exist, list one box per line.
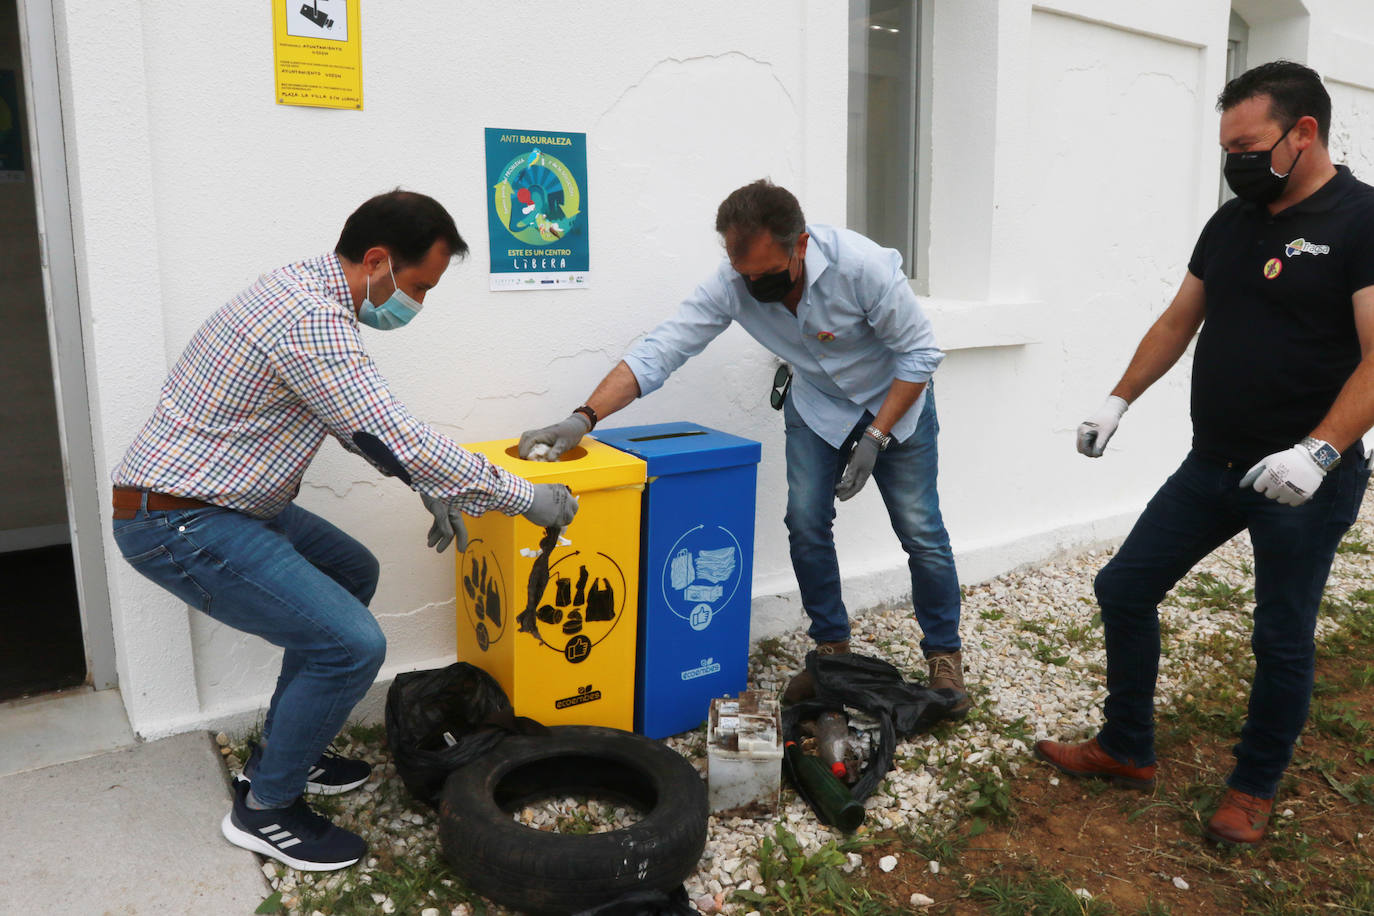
left=112, top=486, right=214, bottom=520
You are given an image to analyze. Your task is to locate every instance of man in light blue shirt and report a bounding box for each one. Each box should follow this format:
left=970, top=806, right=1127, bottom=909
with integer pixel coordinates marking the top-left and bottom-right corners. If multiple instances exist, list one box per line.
left=520, top=179, right=966, bottom=713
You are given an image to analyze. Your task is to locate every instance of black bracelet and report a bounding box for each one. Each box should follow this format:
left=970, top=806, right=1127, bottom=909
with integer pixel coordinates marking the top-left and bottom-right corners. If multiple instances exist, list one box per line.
left=573, top=404, right=598, bottom=430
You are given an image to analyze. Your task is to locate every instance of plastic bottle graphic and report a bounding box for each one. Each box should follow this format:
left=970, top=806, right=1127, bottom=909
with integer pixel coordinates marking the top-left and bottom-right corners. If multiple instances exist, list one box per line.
left=816, top=711, right=849, bottom=779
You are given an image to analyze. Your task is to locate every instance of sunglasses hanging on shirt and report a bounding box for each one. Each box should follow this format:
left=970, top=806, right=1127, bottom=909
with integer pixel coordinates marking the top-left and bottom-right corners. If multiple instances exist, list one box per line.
left=770, top=364, right=793, bottom=410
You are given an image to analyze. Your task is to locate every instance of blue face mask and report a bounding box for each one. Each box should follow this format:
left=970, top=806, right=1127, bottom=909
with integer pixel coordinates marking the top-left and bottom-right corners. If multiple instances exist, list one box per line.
left=358, top=260, right=423, bottom=330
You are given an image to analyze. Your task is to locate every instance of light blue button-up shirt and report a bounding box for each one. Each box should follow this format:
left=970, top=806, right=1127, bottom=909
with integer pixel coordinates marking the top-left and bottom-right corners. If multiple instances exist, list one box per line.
left=623, top=224, right=945, bottom=448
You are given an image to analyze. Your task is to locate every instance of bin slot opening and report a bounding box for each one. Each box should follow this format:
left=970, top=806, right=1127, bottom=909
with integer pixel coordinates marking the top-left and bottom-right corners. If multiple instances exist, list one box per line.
left=625, top=431, right=709, bottom=442
left=503, top=444, right=589, bottom=462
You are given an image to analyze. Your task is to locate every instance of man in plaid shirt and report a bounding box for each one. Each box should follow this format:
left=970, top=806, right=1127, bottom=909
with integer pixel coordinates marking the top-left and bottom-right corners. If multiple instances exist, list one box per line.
left=111, top=191, right=577, bottom=871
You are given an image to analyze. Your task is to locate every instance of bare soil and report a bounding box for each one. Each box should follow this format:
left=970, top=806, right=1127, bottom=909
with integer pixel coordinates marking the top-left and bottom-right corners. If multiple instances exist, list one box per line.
left=853, top=654, right=1374, bottom=914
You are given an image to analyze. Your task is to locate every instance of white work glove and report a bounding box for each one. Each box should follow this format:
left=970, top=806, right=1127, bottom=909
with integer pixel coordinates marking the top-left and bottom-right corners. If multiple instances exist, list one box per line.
left=1239, top=445, right=1326, bottom=506
left=421, top=493, right=469, bottom=553
left=1076, top=396, right=1129, bottom=457
left=518, top=414, right=591, bottom=461
left=836, top=436, right=880, bottom=501
left=523, top=483, right=579, bottom=527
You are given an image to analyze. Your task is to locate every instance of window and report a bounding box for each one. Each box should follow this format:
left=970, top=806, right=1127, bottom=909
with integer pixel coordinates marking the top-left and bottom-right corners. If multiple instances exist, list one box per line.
left=1220, top=10, right=1250, bottom=204
left=847, top=0, right=920, bottom=276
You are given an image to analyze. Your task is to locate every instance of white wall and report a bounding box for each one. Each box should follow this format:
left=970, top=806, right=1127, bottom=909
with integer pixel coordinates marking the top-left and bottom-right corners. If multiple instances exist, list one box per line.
left=47, top=0, right=1374, bottom=737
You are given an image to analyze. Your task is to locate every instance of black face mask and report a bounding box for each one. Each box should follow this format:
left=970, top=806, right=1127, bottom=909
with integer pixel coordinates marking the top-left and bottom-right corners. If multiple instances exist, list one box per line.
left=742, top=254, right=800, bottom=302
left=1224, top=122, right=1302, bottom=205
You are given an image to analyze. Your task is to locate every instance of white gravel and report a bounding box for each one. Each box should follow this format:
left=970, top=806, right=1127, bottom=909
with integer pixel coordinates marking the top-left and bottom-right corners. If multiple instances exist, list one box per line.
left=241, top=493, right=1374, bottom=914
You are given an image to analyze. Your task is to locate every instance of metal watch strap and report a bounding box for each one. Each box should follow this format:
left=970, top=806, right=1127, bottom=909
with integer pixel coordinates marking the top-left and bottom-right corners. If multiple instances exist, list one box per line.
left=864, top=425, right=892, bottom=451
left=1300, top=436, right=1341, bottom=472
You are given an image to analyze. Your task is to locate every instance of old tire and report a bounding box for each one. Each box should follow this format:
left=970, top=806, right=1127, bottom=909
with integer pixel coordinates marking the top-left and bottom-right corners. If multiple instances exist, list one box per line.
left=437, top=725, right=708, bottom=914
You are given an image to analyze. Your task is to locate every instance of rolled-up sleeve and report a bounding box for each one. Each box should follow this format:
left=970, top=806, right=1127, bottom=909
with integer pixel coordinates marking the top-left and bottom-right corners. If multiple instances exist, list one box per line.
left=862, top=249, right=944, bottom=383
left=622, top=271, right=736, bottom=397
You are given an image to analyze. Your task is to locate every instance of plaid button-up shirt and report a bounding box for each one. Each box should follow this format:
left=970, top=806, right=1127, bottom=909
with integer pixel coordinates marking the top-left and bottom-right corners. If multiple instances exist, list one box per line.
left=112, top=253, right=533, bottom=520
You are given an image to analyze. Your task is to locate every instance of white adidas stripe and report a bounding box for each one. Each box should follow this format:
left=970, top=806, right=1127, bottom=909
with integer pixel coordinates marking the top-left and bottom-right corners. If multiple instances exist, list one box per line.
left=269, top=830, right=293, bottom=842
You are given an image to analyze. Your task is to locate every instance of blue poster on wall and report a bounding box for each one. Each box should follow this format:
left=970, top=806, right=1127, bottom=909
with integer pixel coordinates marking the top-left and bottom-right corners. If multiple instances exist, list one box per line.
left=484, top=127, right=589, bottom=291
left=0, top=70, right=24, bottom=182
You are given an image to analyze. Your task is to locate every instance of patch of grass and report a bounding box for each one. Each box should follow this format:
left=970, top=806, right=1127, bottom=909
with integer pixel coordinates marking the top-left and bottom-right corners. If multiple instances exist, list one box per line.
left=980, top=607, right=1006, bottom=621
left=1308, top=699, right=1371, bottom=742
left=1336, top=531, right=1372, bottom=554
left=730, top=825, right=905, bottom=915
left=970, top=867, right=1118, bottom=915
left=345, top=721, right=387, bottom=746
left=1175, top=571, right=1254, bottom=612
left=291, top=847, right=484, bottom=915
left=1031, top=640, right=1070, bottom=667
left=1019, top=619, right=1050, bottom=636
left=897, top=822, right=966, bottom=865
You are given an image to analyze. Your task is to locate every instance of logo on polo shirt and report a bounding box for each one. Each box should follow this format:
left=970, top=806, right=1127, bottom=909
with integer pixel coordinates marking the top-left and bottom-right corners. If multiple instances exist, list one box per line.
left=1263, top=258, right=1283, bottom=279
left=816, top=331, right=836, bottom=342
left=1285, top=238, right=1331, bottom=257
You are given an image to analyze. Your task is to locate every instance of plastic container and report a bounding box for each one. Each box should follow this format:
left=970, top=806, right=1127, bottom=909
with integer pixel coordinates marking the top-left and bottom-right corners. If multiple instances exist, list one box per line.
left=591, top=422, right=761, bottom=738
left=454, top=437, right=646, bottom=729
left=705, top=691, right=782, bottom=817
left=815, top=710, right=849, bottom=779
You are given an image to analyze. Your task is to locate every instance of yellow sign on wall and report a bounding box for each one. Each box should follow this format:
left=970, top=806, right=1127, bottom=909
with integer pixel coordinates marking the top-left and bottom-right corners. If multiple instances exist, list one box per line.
left=271, top=0, right=362, bottom=110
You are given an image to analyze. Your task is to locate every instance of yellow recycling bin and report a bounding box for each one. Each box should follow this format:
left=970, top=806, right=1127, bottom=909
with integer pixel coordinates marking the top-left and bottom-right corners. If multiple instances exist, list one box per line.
left=455, top=438, right=646, bottom=729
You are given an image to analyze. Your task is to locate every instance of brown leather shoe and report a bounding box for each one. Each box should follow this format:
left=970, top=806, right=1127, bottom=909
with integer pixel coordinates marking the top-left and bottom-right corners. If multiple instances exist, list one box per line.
left=1203, top=789, right=1273, bottom=846
left=1033, top=737, right=1157, bottom=791
left=926, top=650, right=971, bottom=718
left=781, top=640, right=849, bottom=704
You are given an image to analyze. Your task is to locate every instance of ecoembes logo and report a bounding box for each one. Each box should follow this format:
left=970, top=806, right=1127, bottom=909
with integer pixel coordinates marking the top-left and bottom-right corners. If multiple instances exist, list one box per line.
left=555, top=683, right=602, bottom=710
left=681, top=657, right=722, bottom=681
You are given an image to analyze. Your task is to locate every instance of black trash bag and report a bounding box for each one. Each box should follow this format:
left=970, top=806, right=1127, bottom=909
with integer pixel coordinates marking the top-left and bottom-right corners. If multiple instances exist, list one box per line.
left=384, top=662, right=547, bottom=808
left=571, top=884, right=695, bottom=916
left=781, top=651, right=959, bottom=803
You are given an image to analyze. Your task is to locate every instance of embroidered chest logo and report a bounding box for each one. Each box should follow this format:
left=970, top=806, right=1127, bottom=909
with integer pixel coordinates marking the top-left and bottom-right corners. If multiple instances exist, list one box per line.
left=1263, top=258, right=1282, bottom=279
left=1285, top=238, right=1331, bottom=258
left=815, top=331, right=836, bottom=342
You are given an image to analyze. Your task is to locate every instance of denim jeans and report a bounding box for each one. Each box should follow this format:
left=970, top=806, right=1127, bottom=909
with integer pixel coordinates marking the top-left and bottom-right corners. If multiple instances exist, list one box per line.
left=1094, top=448, right=1369, bottom=798
left=782, top=388, right=962, bottom=653
left=113, top=500, right=383, bottom=807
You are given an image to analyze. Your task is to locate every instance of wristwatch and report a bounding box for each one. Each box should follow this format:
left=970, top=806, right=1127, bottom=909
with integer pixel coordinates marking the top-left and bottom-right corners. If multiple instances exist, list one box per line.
left=864, top=425, right=892, bottom=451
left=1300, top=436, right=1341, bottom=472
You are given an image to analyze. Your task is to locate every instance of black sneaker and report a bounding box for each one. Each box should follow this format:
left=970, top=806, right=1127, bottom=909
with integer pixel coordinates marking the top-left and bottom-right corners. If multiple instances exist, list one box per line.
left=237, top=741, right=372, bottom=795
left=221, top=780, right=366, bottom=871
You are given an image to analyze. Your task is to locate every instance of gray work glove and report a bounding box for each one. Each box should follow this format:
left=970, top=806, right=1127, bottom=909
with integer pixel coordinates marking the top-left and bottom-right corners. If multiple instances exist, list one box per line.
left=836, top=435, right=880, bottom=501
left=518, top=414, right=591, bottom=461
left=523, top=483, right=579, bottom=527
left=421, top=493, right=469, bottom=553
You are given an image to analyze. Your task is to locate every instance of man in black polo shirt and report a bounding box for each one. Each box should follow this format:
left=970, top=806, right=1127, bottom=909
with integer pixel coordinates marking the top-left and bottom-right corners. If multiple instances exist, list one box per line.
left=1035, top=61, right=1374, bottom=846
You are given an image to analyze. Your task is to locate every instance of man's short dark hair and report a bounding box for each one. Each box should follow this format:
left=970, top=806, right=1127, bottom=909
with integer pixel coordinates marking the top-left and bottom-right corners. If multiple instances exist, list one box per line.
left=335, top=190, right=468, bottom=266
left=715, top=179, right=806, bottom=259
left=1218, top=60, right=1331, bottom=144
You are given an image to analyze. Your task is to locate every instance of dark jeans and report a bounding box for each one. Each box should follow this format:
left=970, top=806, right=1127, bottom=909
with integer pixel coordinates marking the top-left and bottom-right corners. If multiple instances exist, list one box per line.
left=1094, top=448, right=1368, bottom=798
left=113, top=501, right=383, bottom=807
left=782, top=388, right=962, bottom=653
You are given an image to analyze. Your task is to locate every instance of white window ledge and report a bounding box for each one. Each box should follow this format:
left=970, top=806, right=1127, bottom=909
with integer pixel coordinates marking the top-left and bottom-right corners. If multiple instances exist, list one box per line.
left=917, top=296, right=1045, bottom=351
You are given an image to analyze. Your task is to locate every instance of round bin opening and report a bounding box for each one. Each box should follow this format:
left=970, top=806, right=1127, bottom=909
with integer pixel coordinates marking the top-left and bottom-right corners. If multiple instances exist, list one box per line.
left=504, top=444, right=588, bottom=462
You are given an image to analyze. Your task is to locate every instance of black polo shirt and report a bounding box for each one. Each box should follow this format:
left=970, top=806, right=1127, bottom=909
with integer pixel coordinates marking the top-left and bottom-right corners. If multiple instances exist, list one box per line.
left=1188, top=165, right=1374, bottom=466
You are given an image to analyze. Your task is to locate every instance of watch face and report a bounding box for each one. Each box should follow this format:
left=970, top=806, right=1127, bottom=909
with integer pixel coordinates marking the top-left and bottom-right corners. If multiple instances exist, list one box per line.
left=1317, top=444, right=1340, bottom=467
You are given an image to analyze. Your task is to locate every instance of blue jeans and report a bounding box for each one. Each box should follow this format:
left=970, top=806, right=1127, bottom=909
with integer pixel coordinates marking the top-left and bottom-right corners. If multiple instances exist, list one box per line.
left=113, top=500, right=383, bottom=807
left=783, top=388, right=962, bottom=653
left=1094, top=449, right=1368, bottom=798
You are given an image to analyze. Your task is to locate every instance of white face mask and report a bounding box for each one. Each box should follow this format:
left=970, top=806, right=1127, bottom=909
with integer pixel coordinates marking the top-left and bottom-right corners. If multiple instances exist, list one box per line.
left=358, top=260, right=423, bottom=330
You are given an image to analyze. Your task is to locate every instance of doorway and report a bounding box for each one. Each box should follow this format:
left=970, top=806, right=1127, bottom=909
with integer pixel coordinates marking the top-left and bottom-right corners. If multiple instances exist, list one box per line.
left=0, top=0, right=85, bottom=701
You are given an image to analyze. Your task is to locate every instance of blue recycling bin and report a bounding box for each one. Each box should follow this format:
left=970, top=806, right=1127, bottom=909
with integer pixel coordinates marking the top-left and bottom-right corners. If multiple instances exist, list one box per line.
left=593, top=422, right=762, bottom=738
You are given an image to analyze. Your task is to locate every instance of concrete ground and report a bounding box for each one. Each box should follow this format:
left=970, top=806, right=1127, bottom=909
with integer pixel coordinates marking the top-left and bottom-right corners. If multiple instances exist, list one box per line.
left=0, top=705, right=269, bottom=915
